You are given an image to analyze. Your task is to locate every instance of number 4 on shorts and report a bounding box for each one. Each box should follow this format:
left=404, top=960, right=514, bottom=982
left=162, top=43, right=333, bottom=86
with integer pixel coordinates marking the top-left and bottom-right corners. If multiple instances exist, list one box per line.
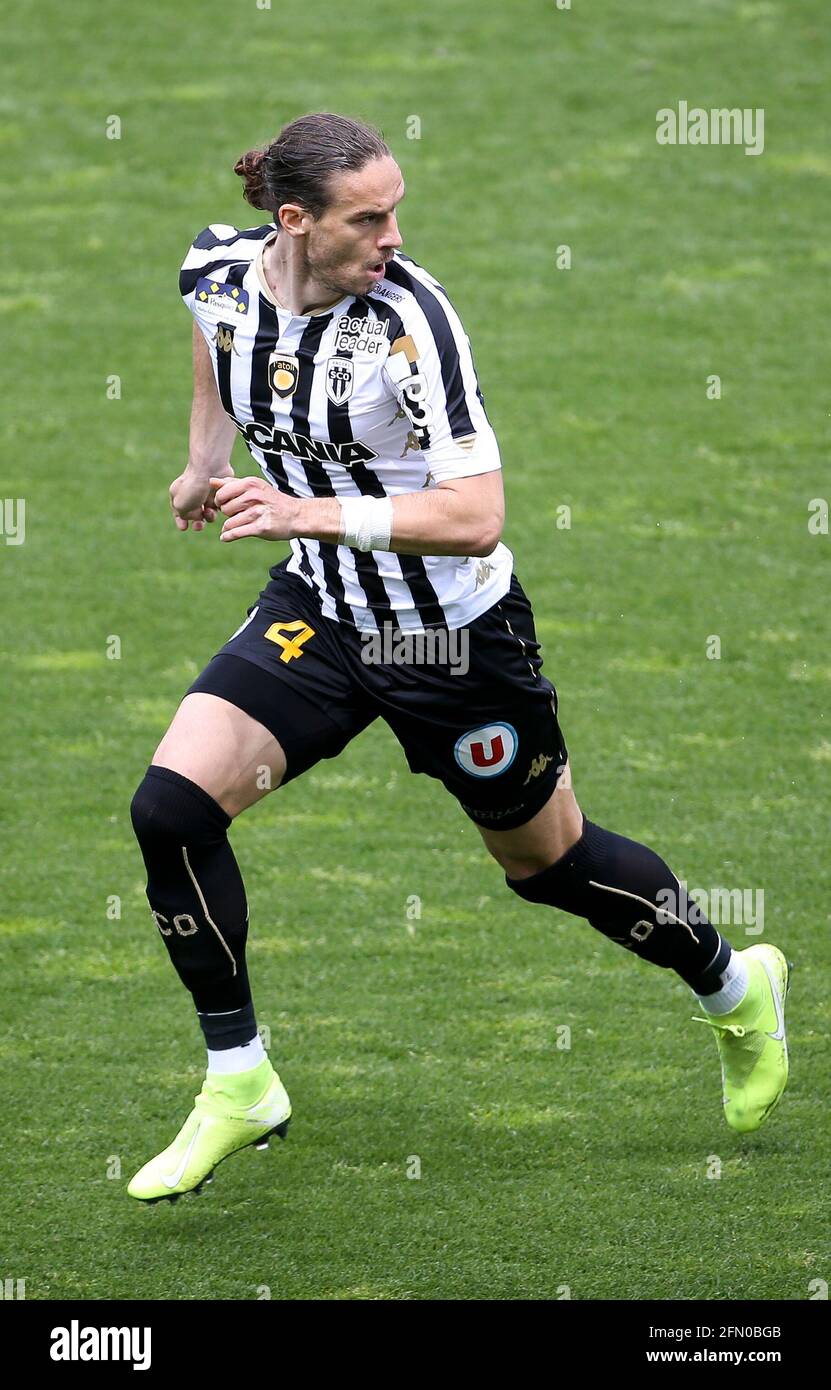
left=264, top=620, right=316, bottom=663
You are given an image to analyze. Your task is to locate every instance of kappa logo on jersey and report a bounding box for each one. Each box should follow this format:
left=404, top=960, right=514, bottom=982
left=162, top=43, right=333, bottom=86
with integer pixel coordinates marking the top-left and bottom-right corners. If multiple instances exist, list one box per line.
left=268, top=352, right=299, bottom=399
left=333, top=316, right=389, bottom=357
left=213, top=323, right=237, bottom=355
left=195, top=278, right=249, bottom=315
left=235, top=419, right=378, bottom=468
left=325, top=355, right=354, bottom=404
left=473, top=558, right=495, bottom=590
left=454, top=722, right=518, bottom=778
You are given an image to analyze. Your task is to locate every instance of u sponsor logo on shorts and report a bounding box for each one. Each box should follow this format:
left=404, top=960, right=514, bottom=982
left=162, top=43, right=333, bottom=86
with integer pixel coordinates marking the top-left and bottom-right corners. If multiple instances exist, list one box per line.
left=454, top=722, right=518, bottom=778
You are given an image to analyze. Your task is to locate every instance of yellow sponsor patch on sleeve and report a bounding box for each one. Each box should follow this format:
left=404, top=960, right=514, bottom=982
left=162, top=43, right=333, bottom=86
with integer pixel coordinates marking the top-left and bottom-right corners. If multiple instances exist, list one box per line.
left=389, top=333, right=419, bottom=365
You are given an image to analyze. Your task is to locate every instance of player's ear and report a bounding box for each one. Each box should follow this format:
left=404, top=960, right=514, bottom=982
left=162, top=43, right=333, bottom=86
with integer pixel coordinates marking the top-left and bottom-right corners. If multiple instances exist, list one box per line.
left=277, top=203, right=310, bottom=237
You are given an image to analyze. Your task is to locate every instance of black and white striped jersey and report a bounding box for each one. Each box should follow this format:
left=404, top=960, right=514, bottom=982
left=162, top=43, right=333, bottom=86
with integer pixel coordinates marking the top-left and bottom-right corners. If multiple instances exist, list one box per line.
left=179, top=221, right=514, bottom=632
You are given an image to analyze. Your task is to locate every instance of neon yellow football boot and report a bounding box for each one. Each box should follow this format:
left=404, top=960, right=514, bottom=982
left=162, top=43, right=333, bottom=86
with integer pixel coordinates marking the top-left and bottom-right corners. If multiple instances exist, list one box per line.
left=128, top=1058, right=291, bottom=1202
left=693, top=943, right=790, bottom=1133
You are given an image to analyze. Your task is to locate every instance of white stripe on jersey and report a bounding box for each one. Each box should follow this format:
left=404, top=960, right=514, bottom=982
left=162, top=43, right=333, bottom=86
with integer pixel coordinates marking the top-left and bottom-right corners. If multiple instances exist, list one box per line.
left=179, top=223, right=513, bottom=632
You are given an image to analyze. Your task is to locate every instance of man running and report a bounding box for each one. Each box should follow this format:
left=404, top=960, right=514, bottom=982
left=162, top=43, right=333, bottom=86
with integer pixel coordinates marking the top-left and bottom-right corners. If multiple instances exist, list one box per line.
left=128, top=112, right=789, bottom=1203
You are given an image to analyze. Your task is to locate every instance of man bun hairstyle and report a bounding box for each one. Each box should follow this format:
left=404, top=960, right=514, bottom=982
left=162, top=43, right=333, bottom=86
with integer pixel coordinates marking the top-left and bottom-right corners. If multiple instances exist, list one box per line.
left=234, top=112, right=390, bottom=220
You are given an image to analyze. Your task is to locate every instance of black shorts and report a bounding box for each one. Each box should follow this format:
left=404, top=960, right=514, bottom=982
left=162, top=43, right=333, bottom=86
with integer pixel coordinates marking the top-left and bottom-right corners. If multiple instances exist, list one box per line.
left=187, top=560, right=568, bottom=831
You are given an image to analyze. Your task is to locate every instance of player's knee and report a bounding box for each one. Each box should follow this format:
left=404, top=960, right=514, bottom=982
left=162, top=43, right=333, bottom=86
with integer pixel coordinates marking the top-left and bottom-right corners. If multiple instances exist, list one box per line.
left=130, top=765, right=231, bottom=848
left=493, top=821, right=584, bottom=882
left=498, top=848, right=562, bottom=881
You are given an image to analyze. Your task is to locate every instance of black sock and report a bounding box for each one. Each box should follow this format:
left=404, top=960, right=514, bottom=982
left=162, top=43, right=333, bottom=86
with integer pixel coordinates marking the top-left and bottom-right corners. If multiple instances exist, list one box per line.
left=506, top=816, right=732, bottom=993
left=130, top=766, right=258, bottom=1049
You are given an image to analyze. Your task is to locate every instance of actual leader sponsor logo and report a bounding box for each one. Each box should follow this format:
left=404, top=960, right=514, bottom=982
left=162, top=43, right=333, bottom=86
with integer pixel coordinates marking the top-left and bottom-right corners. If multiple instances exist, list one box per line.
left=334, top=316, right=389, bottom=356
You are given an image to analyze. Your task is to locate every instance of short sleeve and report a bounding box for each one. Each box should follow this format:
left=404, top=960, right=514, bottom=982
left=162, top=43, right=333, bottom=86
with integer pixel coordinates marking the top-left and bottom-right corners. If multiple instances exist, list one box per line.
left=380, top=276, right=501, bottom=483
left=178, top=224, right=251, bottom=324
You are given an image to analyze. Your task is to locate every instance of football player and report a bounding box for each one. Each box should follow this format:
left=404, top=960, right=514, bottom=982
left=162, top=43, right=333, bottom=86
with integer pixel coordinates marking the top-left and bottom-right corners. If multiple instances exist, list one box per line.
left=128, top=113, right=789, bottom=1202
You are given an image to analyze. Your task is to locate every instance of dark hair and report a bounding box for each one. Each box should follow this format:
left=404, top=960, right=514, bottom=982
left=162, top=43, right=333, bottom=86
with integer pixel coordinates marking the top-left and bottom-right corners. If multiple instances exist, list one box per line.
left=234, top=112, right=391, bottom=220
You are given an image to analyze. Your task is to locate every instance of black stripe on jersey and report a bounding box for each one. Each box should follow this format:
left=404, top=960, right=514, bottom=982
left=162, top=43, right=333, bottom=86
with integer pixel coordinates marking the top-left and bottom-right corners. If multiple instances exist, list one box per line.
left=350, top=299, right=446, bottom=629
left=288, top=312, right=358, bottom=625
left=193, top=225, right=274, bottom=252
left=383, top=259, right=477, bottom=439
left=211, top=264, right=249, bottom=414
left=246, top=297, right=316, bottom=584
left=179, top=227, right=273, bottom=297
left=393, top=256, right=487, bottom=409
left=325, top=299, right=405, bottom=631
left=396, top=250, right=447, bottom=295
left=180, top=257, right=247, bottom=298
left=213, top=323, right=236, bottom=414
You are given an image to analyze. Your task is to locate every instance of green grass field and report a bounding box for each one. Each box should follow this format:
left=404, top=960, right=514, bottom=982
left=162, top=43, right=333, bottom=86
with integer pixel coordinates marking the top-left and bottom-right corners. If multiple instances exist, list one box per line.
left=2, top=0, right=829, bottom=1300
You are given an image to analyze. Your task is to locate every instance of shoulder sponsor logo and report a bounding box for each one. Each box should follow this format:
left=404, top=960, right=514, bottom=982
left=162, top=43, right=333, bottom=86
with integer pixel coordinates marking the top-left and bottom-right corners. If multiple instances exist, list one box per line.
left=454, top=722, right=518, bottom=778
left=195, top=277, right=249, bottom=315
left=235, top=419, right=378, bottom=469
left=389, top=333, right=419, bottom=365
left=396, top=372, right=434, bottom=446
left=325, top=354, right=354, bottom=403
left=385, top=340, right=432, bottom=445
left=268, top=352, right=299, bottom=399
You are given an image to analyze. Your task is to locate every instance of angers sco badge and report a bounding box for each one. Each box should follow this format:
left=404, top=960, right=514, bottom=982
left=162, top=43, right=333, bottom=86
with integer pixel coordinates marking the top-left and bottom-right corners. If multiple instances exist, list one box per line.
left=325, top=355, right=354, bottom=405
left=268, top=352, right=299, bottom=399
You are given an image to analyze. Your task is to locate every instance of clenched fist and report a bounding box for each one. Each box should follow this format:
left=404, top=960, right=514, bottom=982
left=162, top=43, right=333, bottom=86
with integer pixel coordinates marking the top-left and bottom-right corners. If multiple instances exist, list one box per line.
left=210, top=475, right=303, bottom=543
left=169, top=466, right=234, bottom=532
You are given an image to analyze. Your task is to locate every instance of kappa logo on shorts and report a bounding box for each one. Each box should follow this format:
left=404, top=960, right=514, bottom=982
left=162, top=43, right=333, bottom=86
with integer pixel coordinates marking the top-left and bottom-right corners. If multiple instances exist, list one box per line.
left=523, top=752, right=554, bottom=785
left=454, top=722, right=518, bottom=778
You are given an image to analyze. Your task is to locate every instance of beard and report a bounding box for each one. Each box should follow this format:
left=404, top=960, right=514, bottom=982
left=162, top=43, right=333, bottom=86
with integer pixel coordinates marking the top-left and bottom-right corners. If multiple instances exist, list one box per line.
left=305, top=237, right=365, bottom=295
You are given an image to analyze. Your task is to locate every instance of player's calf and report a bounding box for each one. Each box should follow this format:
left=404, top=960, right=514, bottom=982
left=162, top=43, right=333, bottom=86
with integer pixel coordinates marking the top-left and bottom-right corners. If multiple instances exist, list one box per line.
left=130, top=764, right=259, bottom=1057
left=504, top=815, right=733, bottom=993
left=502, top=814, right=791, bottom=1128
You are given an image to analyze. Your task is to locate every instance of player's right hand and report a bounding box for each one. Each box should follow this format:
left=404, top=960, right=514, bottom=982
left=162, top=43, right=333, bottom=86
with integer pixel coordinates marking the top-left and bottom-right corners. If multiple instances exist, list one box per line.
left=169, top=466, right=235, bottom=532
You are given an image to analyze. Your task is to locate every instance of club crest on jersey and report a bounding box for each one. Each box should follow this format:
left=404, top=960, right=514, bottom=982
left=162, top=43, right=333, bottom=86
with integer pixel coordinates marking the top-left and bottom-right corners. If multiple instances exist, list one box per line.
left=268, top=352, right=299, bottom=399
left=325, top=355, right=354, bottom=404
left=454, top=722, right=518, bottom=778
left=195, top=278, right=249, bottom=315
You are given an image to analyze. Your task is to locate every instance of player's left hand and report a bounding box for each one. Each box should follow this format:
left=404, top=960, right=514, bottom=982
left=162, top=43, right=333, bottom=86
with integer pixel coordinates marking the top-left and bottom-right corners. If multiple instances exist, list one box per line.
left=210, top=476, right=301, bottom=543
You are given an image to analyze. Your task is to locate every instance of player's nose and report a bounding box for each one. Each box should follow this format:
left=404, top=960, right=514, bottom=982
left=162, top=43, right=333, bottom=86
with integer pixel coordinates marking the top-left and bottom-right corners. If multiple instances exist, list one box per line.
left=378, top=214, right=403, bottom=252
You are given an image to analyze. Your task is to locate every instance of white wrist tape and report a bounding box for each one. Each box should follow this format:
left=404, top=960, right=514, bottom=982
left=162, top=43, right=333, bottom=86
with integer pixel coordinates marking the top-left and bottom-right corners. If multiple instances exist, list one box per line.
left=338, top=495, right=394, bottom=552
